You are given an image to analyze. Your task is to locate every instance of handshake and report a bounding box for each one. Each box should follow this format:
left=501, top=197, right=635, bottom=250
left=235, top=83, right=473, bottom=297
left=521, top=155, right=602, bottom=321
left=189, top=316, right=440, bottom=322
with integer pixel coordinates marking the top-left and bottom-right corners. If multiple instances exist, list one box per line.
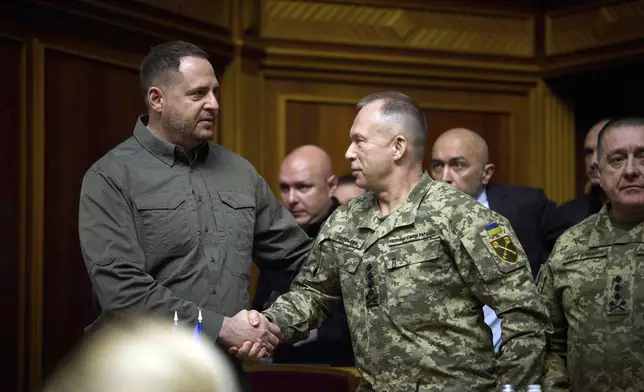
left=219, top=309, right=282, bottom=360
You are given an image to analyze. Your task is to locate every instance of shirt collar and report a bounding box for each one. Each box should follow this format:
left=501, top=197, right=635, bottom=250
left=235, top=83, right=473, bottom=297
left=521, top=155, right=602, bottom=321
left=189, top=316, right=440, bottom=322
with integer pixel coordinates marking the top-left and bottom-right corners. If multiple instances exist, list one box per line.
left=133, top=115, right=210, bottom=166
left=476, top=188, right=489, bottom=209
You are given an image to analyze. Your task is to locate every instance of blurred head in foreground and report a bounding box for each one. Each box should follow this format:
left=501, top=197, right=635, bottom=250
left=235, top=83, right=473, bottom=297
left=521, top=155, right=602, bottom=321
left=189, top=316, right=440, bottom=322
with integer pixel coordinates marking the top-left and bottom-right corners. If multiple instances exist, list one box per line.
left=43, top=315, right=240, bottom=392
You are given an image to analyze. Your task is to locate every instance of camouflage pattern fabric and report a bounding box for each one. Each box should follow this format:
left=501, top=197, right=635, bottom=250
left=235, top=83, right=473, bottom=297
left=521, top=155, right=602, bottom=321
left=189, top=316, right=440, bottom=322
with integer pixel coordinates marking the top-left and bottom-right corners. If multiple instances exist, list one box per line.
left=538, top=204, right=644, bottom=392
left=264, top=172, right=550, bottom=392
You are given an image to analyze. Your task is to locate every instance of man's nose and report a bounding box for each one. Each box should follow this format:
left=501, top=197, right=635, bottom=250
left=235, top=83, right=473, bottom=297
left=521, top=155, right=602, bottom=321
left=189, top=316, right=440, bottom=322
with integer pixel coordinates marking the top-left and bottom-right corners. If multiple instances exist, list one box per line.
left=204, top=91, right=219, bottom=111
left=591, top=150, right=598, bottom=168
left=441, top=169, right=454, bottom=184
left=286, top=189, right=299, bottom=204
left=345, top=143, right=356, bottom=161
left=624, top=155, right=640, bottom=179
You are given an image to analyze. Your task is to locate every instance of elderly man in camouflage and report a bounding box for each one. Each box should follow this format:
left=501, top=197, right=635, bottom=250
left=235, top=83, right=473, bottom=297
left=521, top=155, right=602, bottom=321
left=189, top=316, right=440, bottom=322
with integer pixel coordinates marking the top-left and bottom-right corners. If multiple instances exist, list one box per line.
left=538, top=118, right=644, bottom=392
left=233, top=92, right=550, bottom=391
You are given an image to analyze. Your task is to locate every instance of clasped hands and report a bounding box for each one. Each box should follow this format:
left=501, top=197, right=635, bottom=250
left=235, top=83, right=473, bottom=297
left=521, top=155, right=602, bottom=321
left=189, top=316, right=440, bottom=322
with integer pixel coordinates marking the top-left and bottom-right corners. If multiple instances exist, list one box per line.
left=220, top=309, right=281, bottom=360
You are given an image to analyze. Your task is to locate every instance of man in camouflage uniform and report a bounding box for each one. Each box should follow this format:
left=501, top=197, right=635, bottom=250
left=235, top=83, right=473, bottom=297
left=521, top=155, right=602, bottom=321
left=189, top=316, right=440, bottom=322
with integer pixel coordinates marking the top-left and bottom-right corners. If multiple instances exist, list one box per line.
left=235, top=92, right=550, bottom=391
left=538, top=118, right=644, bottom=392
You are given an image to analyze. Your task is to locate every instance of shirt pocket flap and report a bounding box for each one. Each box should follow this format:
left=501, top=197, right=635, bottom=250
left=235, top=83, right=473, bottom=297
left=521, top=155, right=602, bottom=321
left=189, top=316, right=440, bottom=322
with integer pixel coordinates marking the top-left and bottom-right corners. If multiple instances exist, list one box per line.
left=219, top=191, right=255, bottom=209
left=135, top=194, right=185, bottom=211
left=562, top=248, right=608, bottom=265
left=331, top=241, right=363, bottom=274
left=385, top=237, right=441, bottom=271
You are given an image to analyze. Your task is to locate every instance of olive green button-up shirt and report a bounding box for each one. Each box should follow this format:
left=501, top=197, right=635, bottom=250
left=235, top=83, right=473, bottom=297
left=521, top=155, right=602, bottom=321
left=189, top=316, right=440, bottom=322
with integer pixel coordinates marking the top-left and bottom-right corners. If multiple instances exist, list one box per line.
left=79, top=115, right=312, bottom=341
left=264, top=173, right=550, bottom=392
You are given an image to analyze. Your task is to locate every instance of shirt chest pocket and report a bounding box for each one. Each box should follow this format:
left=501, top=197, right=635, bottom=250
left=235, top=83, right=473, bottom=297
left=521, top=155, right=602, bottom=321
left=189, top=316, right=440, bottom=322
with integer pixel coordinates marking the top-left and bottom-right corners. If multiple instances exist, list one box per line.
left=135, top=194, right=195, bottom=256
left=561, top=249, right=609, bottom=314
left=383, top=237, right=451, bottom=330
left=334, top=242, right=364, bottom=303
left=218, top=191, right=255, bottom=252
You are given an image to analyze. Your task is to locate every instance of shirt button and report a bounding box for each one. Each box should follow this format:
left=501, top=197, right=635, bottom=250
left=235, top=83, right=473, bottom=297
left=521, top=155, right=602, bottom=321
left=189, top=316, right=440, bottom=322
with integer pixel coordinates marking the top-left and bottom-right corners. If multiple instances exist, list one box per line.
left=211, top=287, right=217, bottom=294
left=197, top=195, right=203, bottom=202
left=209, top=257, right=215, bottom=263
left=205, top=226, right=209, bottom=233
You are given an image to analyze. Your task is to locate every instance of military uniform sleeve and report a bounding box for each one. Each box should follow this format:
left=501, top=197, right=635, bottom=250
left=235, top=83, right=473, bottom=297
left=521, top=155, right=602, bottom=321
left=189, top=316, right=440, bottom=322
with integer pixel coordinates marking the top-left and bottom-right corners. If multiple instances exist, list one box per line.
left=79, top=169, right=225, bottom=340
left=263, top=224, right=342, bottom=343
left=455, top=207, right=551, bottom=390
left=537, top=252, right=570, bottom=391
left=251, top=174, right=312, bottom=273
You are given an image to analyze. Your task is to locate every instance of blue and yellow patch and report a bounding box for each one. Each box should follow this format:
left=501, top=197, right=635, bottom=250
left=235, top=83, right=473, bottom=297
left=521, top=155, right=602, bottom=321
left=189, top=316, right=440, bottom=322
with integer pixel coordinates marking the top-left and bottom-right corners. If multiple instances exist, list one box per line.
left=485, top=222, right=502, bottom=236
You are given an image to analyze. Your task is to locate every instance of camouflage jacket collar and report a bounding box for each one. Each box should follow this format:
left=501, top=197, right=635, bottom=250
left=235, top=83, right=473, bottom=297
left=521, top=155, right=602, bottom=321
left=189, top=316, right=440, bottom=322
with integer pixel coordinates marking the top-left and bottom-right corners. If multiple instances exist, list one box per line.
left=588, top=204, right=644, bottom=247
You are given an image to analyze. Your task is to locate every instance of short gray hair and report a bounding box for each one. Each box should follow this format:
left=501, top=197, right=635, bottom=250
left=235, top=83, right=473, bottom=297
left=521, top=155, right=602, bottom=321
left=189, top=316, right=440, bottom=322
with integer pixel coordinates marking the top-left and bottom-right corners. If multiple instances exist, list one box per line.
left=357, top=91, right=427, bottom=161
left=597, top=117, right=644, bottom=163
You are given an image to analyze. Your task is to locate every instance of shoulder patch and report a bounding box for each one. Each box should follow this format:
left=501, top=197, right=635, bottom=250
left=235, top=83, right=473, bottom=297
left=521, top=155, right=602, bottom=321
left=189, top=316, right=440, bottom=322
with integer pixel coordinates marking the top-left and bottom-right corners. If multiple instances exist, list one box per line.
left=483, top=222, right=520, bottom=265
left=489, top=235, right=519, bottom=264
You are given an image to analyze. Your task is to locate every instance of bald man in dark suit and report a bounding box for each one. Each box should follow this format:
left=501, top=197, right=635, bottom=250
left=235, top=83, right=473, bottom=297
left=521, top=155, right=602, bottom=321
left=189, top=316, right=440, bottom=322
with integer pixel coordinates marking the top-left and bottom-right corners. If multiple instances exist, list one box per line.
left=430, top=128, right=567, bottom=352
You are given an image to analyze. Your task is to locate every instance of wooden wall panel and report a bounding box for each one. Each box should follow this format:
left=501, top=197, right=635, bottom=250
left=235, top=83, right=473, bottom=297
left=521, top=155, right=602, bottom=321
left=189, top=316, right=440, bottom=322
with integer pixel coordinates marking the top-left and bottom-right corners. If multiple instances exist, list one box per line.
left=424, top=110, right=512, bottom=184
left=0, top=36, right=25, bottom=392
left=284, top=102, right=512, bottom=185
left=285, top=102, right=355, bottom=176
left=265, top=79, right=525, bottom=195
left=42, top=49, right=146, bottom=379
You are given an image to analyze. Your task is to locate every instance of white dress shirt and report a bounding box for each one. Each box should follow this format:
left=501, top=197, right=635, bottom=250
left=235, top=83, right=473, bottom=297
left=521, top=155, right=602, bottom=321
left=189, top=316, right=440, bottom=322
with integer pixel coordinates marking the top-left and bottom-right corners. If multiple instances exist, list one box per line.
left=476, top=189, right=502, bottom=353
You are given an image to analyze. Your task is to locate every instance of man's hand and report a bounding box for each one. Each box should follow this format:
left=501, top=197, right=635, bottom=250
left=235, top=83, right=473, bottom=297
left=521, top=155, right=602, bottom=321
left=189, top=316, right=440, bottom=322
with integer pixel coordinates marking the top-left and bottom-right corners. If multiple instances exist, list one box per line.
left=219, top=310, right=281, bottom=360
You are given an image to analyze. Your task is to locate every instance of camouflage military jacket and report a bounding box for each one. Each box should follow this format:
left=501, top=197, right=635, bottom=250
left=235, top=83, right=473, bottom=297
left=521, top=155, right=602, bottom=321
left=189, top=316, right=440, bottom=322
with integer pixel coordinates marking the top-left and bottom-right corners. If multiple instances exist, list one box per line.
left=264, top=173, right=550, bottom=392
left=538, top=205, right=644, bottom=392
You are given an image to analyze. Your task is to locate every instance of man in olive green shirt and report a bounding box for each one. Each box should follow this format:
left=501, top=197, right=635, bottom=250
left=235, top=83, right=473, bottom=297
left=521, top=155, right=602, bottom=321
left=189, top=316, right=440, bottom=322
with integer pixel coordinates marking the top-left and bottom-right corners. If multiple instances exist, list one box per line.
left=78, top=41, right=311, bottom=390
left=539, top=118, right=644, bottom=391
left=235, top=92, right=551, bottom=391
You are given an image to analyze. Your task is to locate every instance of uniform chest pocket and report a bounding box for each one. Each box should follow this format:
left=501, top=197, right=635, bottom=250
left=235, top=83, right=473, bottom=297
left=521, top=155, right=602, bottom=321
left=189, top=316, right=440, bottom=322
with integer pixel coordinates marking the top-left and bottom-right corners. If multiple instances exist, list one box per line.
left=135, top=194, right=194, bottom=256
left=561, top=249, right=609, bottom=313
left=219, top=191, right=255, bottom=252
left=335, top=243, right=363, bottom=276
left=383, top=237, right=448, bottom=330
left=332, top=242, right=364, bottom=302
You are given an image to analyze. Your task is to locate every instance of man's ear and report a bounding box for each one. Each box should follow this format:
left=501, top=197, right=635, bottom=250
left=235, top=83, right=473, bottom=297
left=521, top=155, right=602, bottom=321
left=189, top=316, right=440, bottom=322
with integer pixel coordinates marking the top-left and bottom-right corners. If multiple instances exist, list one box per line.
left=392, top=135, right=408, bottom=161
left=148, top=86, right=164, bottom=113
left=327, top=174, right=338, bottom=196
left=481, top=163, right=495, bottom=185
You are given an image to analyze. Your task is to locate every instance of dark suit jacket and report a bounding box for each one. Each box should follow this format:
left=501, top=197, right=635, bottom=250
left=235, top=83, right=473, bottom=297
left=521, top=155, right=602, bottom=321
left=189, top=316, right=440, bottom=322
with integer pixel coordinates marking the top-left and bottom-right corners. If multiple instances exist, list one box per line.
left=557, top=187, right=604, bottom=230
left=486, top=183, right=568, bottom=278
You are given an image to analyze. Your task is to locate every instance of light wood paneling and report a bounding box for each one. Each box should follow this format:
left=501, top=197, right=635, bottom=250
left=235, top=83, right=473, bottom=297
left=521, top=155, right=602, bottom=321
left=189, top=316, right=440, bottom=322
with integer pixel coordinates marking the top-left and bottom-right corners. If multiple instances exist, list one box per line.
left=262, top=80, right=529, bottom=196
left=282, top=102, right=512, bottom=185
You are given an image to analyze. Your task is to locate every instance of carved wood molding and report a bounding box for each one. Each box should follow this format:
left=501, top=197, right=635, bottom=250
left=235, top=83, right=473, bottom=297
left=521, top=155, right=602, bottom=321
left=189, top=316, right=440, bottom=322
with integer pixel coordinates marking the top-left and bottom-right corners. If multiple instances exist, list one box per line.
left=261, top=0, right=535, bottom=58
left=546, top=0, right=644, bottom=56
left=130, top=0, right=231, bottom=29
left=11, top=0, right=236, bottom=59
